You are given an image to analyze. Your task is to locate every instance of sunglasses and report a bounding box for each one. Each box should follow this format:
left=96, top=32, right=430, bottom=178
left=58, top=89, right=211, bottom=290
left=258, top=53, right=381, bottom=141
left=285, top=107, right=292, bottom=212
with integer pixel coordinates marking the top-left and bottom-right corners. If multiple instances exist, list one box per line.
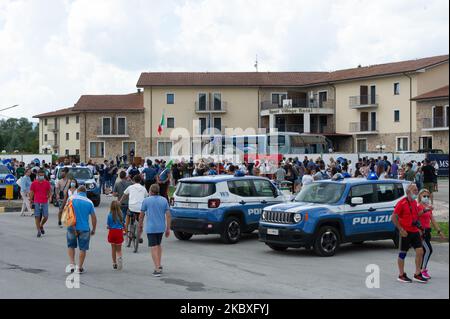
left=422, top=196, right=430, bottom=199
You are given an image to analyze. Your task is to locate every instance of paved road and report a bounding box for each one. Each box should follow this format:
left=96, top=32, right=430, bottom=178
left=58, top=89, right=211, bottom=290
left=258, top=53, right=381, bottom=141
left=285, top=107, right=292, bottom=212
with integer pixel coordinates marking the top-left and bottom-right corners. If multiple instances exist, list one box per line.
left=0, top=195, right=448, bottom=299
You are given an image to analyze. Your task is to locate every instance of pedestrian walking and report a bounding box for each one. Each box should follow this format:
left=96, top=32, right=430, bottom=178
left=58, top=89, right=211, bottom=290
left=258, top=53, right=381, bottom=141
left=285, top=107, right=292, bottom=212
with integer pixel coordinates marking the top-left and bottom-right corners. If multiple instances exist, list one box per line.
left=29, top=170, right=52, bottom=238
left=107, top=200, right=124, bottom=270
left=56, top=167, right=71, bottom=228
left=66, top=186, right=97, bottom=274
left=139, top=184, right=171, bottom=277
left=113, top=171, right=133, bottom=228
left=18, top=169, right=33, bottom=216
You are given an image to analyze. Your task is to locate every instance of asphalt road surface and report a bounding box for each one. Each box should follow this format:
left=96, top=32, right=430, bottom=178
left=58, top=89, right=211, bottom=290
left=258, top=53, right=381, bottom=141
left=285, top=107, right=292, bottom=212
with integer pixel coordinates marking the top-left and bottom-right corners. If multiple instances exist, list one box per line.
left=0, top=195, right=448, bottom=299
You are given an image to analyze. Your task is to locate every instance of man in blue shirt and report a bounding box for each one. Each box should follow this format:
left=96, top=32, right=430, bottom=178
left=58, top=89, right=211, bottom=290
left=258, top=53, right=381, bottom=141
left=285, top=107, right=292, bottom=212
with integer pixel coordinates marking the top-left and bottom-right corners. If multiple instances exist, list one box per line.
left=143, top=160, right=157, bottom=192
left=66, top=186, right=97, bottom=274
left=139, top=184, right=171, bottom=277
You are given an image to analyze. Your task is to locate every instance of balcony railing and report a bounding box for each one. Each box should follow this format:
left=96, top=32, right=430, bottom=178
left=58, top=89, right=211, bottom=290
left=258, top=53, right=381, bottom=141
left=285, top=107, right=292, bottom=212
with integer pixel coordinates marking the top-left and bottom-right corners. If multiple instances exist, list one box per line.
left=422, top=117, right=449, bottom=130
left=349, top=95, right=379, bottom=108
left=261, top=98, right=335, bottom=111
left=310, top=124, right=335, bottom=134
left=47, top=124, right=59, bottom=132
left=349, top=121, right=379, bottom=133
left=97, top=127, right=129, bottom=137
left=195, top=101, right=227, bottom=113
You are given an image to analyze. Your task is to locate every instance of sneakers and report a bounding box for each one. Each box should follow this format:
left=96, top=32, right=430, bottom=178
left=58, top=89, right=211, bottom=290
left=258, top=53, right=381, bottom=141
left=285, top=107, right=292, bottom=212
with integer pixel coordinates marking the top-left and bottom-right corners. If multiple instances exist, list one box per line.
left=58, top=221, right=63, bottom=228
left=113, top=264, right=118, bottom=270
left=139, top=238, right=144, bottom=244
left=37, top=231, right=42, bottom=238
left=152, top=270, right=162, bottom=277
left=397, top=273, right=413, bottom=283
left=117, top=257, right=123, bottom=270
left=421, top=269, right=431, bottom=280
left=159, top=266, right=163, bottom=273
left=67, top=264, right=76, bottom=273
left=413, top=273, right=428, bottom=283
left=76, top=267, right=85, bottom=274
left=40, top=227, right=45, bottom=235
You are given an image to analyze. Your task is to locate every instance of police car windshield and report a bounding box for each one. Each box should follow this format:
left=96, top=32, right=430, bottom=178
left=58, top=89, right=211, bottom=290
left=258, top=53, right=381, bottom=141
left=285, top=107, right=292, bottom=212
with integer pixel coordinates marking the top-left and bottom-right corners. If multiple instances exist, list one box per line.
left=177, top=182, right=216, bottom=197
left=59, top=167, right=92, bottom=180
left=0, top=166, right=10, bottom=174
left=295, top=182, right=345, bottom=204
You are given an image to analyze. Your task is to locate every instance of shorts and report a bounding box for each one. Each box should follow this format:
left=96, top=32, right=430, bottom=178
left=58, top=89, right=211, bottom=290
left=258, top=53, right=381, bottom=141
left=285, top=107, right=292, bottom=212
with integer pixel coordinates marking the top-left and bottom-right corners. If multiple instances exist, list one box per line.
left=127, top=210, right=141, bottom=218
left=108, top=229, right=124, bottom=245
left=399, top=231, right=422, bottom=252
left=147, top=233, right=164, bottom=247
left=34, top=203, right=49, bottom=218
left=423, top=182, right=434, bottom=193
left=67, top=230, right=91, bottom=251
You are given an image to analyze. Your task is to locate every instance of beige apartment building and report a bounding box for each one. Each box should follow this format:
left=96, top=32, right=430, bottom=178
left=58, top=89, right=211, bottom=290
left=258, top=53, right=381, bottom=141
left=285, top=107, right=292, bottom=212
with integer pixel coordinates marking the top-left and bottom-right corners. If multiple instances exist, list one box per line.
left=412, top=85, right=449, bottom=152
left=34, top=107, right=81, bottom=156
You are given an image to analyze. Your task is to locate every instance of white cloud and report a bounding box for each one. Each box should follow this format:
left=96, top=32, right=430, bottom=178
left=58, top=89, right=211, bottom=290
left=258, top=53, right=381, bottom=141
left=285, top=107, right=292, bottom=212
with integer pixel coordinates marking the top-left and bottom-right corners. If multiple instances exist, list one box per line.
left=0, top=0, right=448, bottom=120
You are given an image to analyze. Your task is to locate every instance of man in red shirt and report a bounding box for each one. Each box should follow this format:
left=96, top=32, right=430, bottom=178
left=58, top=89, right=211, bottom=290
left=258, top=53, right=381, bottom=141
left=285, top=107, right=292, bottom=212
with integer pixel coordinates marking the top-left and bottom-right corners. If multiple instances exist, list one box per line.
left=29, top=170, right=52, bottom=238
left=392, top=183, right=427, bottom=283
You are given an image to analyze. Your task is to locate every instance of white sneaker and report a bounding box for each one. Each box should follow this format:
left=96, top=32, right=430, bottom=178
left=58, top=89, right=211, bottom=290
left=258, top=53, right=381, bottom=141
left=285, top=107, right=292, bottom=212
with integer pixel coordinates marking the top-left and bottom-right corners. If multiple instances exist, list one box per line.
left=66, top=264, right=76, bottom=273
left=117, top=257, right=123, bottom=270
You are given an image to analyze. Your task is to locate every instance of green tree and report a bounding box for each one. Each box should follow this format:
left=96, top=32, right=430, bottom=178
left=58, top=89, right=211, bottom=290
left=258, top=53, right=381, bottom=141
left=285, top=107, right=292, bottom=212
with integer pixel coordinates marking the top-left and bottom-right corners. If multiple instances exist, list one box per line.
left=0, top=118, right=39, bottom=153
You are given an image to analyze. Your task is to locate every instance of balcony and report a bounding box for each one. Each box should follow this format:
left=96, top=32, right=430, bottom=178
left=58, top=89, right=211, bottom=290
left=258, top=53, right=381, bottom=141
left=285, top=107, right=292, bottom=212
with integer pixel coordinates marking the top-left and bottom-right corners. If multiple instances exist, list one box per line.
left=261, top=98, right=335, bottom=111
left=422, top=117, right=449, bottom=131
left=349, top=95, right=379, bottom=109
left=195, top=101, right=227, bottom=113
left=349, top=122, right=379, bottom=134
left=47, top=124, right=59, bottom=132
left=96, top=127, right=129, bottom=138
left=310, top=124, right=335, bottom=134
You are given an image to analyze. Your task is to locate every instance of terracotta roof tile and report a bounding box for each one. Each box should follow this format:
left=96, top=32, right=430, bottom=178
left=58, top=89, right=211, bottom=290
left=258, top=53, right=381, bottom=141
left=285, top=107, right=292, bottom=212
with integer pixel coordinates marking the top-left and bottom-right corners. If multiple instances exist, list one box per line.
left=33, top=107, right=78, bottom=118
left=412, top=85, right=449, bottom=101
left=137, top=54, right=448, bottom=87
left=72, top=93, right=144, bottom=111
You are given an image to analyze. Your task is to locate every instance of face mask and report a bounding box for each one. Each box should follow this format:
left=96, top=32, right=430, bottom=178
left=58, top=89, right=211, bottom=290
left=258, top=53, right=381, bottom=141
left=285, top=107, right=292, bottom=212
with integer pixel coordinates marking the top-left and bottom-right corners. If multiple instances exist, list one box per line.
left=38, top=176, right=45, bottom=181
left=410, top=194, right=418, bottom=200
left=70, top=182, right=76, bottom=188
left=421, top=197, right=430, bottom=204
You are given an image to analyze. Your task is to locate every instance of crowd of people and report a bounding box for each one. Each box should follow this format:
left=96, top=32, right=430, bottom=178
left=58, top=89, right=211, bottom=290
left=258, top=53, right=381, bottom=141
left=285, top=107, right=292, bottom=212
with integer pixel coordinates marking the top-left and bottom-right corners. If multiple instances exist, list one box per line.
left=0, top=153, right=444, bottom=281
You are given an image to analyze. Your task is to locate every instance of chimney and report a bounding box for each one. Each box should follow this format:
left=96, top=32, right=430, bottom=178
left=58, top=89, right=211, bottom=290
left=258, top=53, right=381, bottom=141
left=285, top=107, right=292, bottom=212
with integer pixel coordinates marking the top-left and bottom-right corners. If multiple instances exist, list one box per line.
left=137, top=88, right=142, bottom=94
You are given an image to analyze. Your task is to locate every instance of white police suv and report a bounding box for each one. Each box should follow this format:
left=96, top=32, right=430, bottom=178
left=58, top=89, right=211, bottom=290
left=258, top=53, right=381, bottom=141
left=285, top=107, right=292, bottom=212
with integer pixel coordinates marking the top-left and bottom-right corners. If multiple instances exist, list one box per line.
left=170, top=174, right=288, bottom=244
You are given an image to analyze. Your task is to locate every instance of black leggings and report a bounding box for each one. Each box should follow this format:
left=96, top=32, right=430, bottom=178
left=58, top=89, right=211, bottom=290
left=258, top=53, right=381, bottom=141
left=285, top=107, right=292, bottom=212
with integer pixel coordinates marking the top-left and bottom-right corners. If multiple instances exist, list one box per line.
left=421, top=228, right=433, bottom=270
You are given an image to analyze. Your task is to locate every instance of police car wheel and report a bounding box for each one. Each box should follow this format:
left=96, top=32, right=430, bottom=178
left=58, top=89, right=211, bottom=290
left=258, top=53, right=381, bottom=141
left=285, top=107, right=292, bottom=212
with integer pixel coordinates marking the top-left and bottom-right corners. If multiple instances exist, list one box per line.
left=174, top=231, right=193, bottom=241
left=314, top=226, right=340, bottom=257
left=221, top=217, right=242, bottom=244
left=267, top=244, right=288, bottom=251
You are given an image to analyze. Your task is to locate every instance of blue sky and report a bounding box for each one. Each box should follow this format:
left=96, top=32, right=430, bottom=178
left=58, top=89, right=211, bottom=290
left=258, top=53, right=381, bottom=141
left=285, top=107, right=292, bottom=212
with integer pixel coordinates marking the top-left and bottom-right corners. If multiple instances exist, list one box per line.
left=0, top=0, right=448, bottom=120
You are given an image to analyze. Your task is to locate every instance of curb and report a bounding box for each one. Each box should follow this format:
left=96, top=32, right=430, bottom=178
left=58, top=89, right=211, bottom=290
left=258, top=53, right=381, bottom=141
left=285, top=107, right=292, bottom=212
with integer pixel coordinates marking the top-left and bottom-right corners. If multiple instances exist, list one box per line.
left=431, top=237, right=449, bottom=243
left=0, top=207, right=21, bottom=213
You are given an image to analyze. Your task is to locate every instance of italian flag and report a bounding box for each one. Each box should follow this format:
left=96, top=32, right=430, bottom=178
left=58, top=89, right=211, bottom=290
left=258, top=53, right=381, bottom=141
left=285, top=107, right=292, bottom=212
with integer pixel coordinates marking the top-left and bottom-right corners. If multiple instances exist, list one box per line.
left=157, top=111, right=165, bottom=135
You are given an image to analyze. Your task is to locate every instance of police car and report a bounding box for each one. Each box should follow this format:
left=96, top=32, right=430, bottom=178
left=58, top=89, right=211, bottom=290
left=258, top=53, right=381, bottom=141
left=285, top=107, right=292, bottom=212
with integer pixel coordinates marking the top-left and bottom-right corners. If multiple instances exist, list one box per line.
left=52, top=165, right=101, bottom=207
left=170, top=174, right=289, bottom=244
left=259, top=176, right=410, bottom=256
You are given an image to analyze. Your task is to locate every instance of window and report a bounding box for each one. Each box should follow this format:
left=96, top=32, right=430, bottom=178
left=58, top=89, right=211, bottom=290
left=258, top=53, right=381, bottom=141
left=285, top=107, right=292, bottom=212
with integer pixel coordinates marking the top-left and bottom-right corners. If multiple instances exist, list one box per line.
left=167, top=117, right=175, bottom=128
left=76, top=132, right=80, bottom=140
left=198, top=93, right=207, bottom=111
left=199, top=117, right=207, bottom=135
left=228, top=180, right=254, bottom=197
left=123, top=141, right=136, bottom=157
left=76, top=115, right=79, bottom=124
left=66, top=133, right=69, bottom=140
left=376, top=184, right=396, bottom=202
left=89, top=142, right=105, bottom=158
left=420, top=136, right=432, bottom=150
left=253, top=179, right=275, bottom=197
left=44, top=119, right=48, bottom=126
left=117, top=117, right=126, bottom=135
left=65, top=117, right=69, bottom=124
left=394, top=110, right=400, bottom=122
left=176, top=183, right=216, bottom=197
left=349, top=184, right=377, bottom=204
left=44, top=134, right=48, bottom=142
left=213, top=117, right=222, bottom=132
left=394, top=82, right=400, bottom=95
left=318, top=91, right=328, bottom=107
left=356, top=139, right=367, bottom=153
left=158, top=141, right=172, bottom=156
left=396, top=183, right=405, bottom=198
left=271, top=93, right=287, bottom=106
left=76, top=149, right=80, bottom=155
left=396, top=137, right=409, bottom=152
left=102, top=118, right=111, bottom=135
left=213, top=93, right=222, bottom=110
left=166, top=93, right=175, bottom=105
left=65, top=149, right=69, bottom=156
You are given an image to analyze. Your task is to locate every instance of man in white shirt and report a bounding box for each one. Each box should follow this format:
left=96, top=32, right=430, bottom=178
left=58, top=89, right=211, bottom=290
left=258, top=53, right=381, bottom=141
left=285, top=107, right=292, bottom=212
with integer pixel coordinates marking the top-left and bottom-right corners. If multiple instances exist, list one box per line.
left=120, top=174, right=148, bottom=243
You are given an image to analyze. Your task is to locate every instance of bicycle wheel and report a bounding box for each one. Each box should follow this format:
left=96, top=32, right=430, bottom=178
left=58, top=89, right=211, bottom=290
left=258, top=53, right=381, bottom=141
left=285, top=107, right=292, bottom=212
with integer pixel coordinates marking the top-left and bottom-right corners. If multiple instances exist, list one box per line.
left=133, top=222, right=139, bottom=253
left=126, top=222, right=133, bottom=248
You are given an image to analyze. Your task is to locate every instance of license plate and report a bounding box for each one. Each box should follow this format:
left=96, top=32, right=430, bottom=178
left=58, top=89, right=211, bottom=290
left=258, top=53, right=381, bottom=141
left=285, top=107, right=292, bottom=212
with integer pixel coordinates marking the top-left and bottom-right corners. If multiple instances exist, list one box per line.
left=178, top=202, right=198, bottom=209
left=267, top=228, right=279, bottom=236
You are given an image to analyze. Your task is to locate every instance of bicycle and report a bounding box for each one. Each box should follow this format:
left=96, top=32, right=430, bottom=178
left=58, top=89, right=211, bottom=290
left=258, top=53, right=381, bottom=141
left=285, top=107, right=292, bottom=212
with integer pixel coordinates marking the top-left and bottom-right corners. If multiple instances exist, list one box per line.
left=126, top=213, right=141, bottom=253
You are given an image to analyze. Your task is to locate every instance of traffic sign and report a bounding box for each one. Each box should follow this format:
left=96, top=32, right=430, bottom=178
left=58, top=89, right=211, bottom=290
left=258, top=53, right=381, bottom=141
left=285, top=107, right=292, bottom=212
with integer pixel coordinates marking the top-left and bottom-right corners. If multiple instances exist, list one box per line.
left=4, top=174, right=16, bottom=185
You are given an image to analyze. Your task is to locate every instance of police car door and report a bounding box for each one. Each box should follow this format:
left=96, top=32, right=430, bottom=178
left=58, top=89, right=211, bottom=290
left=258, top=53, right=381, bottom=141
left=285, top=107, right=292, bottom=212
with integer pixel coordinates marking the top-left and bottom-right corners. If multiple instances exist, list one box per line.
left=343, top=183, right=383, bottom=236
left=251, top=179, right=284, bottom=224
left=227, top=179, right=262, bottom=226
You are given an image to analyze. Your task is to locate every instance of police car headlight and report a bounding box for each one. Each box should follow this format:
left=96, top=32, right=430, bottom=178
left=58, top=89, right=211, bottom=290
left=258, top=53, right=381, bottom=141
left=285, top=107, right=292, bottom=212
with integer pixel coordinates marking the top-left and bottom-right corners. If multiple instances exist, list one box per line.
left=293, top=213, right=302, bottom=223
